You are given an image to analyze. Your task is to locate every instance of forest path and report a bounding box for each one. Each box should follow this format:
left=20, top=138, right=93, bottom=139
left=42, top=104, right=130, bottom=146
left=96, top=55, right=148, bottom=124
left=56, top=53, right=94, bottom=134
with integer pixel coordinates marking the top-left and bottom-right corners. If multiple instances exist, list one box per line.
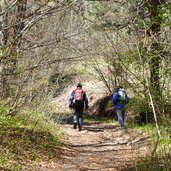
left=60, top=121, right=151, bottom=171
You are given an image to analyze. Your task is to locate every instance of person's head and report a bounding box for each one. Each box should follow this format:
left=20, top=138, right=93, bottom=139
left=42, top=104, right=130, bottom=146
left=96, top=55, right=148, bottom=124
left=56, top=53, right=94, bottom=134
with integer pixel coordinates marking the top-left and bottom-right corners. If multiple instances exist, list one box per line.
left=77, top=83, right=82, bottom=88
left=116, top=85, right=123, bottom=92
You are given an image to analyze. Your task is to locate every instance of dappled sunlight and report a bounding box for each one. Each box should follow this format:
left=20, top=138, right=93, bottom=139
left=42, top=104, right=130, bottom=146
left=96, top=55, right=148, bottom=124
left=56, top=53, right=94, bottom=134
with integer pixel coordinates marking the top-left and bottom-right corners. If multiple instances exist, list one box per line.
left=61, top=122, right=150, bottom=171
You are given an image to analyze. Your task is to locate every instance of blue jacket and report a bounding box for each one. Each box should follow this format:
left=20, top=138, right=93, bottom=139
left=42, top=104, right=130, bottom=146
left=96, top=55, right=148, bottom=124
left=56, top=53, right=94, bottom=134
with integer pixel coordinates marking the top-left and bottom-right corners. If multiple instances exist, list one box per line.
left=112, top=88, right=128, bottom=109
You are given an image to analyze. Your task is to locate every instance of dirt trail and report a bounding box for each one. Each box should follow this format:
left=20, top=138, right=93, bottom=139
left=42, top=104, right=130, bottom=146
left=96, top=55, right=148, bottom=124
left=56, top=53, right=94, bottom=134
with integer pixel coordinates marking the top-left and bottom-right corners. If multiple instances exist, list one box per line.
left=60, top=122, right=151, bottom=171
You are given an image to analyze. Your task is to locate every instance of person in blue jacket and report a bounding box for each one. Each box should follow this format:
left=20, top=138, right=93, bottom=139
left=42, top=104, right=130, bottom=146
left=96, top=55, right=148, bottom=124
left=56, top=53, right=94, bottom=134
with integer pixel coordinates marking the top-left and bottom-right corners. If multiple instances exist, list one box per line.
left=112, top=86, right=129, bottom=129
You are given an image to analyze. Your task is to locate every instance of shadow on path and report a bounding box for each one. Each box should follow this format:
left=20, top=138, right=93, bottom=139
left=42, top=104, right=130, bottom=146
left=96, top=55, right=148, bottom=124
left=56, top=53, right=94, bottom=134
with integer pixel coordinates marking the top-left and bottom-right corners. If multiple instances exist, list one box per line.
left=61, top=121, right=151, bottom=171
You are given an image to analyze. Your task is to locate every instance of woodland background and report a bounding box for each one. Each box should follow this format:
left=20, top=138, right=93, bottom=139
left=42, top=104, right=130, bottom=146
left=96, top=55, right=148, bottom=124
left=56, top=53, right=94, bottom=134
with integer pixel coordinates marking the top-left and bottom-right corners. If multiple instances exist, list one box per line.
left=0, top=0, right=171, bottom=170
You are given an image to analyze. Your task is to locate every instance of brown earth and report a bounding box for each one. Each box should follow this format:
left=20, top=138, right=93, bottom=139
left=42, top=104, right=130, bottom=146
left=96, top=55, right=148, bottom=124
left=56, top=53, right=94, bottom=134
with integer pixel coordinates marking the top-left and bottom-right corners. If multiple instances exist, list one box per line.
left=59, top=121, right=151, bottom=171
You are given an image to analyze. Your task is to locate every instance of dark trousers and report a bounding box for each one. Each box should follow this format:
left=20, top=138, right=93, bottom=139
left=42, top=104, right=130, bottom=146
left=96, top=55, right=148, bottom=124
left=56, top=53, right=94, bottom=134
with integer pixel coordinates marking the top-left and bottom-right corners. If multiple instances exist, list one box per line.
left=73, top=108, right=83, bottom=128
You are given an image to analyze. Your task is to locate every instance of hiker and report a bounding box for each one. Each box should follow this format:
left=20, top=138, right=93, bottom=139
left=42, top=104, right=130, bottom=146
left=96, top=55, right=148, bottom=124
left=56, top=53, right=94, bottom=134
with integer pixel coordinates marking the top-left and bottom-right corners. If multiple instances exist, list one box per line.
left=69, top=83, right=89, bottom=131
left=112, top=86, right=129, bottom=129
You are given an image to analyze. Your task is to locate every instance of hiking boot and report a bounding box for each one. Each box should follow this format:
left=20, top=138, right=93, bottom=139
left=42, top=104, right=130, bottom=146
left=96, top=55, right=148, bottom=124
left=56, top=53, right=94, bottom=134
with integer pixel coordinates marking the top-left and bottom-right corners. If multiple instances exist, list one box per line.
left=78, top=125, right=82, bottom=131
left=120, top=124, right=125, bottom=129
left=79, top=127, right=82, bottom=131
left=73, top=123, right=77, bottom=129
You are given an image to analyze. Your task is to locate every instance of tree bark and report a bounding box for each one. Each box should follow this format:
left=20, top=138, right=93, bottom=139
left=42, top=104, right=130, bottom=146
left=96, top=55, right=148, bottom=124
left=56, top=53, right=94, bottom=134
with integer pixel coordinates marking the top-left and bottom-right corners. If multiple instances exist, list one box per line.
left=0, top=0, right=8, bottom=46
left=0, top=0, right=27, bottom=99
left=13, top=0, right=27, bottom=49
left=149, top=0, right=165, bottom=101
left=0, top=0, right=9, bottom=98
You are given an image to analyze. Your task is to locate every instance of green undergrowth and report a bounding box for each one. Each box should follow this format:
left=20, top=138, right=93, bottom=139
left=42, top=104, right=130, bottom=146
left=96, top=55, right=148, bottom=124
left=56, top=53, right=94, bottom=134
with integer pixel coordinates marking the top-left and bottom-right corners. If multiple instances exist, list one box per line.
left=125, top=156, right=171, bottom=171
left=0, top=106, right=64, bottom=171
left=127, top=123, right=171, bottom=171
left=129, top=123, right=171, bottom=148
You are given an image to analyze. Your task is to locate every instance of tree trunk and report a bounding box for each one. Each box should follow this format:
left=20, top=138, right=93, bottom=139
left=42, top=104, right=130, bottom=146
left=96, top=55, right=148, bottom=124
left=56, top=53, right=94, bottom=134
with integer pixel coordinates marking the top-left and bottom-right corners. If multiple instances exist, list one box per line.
left=149, top=0, right=165, bottom=102
left=0, top=0, right=27, bottom=100
left=13, top=0, right=27, bottom=50
left=0, top=0, right=8, bottom=46
left=0, top=0, right=9, bottom=98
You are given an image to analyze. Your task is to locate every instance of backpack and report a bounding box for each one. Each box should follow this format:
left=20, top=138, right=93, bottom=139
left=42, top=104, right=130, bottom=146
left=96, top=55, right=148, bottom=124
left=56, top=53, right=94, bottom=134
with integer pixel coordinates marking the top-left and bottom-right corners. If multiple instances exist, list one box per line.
left=118, top=89, right=129, bottom=104
left=73, top=88, right=84, bottom=108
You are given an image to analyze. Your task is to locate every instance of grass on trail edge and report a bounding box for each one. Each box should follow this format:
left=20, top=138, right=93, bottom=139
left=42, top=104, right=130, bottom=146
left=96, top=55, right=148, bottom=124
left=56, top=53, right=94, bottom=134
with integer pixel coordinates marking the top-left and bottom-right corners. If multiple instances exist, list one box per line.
left=0, top=107, right=63, bottom=171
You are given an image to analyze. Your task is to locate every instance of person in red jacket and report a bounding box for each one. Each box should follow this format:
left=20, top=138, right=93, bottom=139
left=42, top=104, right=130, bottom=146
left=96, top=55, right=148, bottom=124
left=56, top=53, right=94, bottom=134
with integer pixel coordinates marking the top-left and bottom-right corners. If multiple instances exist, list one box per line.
left=69, top=83, right=88, bottom=131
